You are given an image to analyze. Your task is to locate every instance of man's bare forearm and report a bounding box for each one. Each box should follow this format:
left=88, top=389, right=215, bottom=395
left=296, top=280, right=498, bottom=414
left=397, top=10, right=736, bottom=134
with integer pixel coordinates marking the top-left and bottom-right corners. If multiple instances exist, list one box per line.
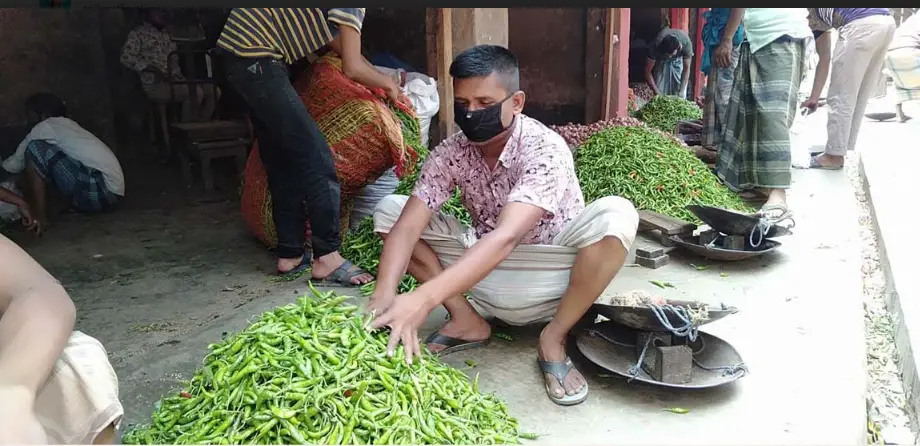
left=0, top=188, right=28, bottom=210
left=723, top=9, right=745, bottom=44
left=375, top=226, right=423, bottom=296
left=0, top=285, right=75, bottom=395
left=417, top=230, right=518, bottom=304
left=645, top=70, right=659, bottom=95
left=374, top=197, right=431, bottom=296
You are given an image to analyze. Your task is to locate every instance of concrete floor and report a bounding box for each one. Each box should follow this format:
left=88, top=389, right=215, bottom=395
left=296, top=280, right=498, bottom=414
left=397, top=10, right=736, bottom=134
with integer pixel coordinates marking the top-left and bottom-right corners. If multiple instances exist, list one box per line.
left=6, top=129, right=869, bottom=444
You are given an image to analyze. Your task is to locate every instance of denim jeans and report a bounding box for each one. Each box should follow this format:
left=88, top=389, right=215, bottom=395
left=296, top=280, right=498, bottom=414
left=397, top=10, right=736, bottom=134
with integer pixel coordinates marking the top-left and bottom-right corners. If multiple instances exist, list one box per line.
left=224, top=55, right=341, bottom=259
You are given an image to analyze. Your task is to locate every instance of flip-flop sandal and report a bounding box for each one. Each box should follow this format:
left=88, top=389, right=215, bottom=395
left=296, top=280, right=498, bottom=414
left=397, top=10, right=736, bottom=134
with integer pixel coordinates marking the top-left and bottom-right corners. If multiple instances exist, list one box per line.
left=424, top=331, right=490, bottom=356
left=809, top=154, right=844, bottom=170
left=537, top=357, right=588, bottom=406
left=312, top=259, right=373, bottom=288
left=276, top=257, right=310, bottom=277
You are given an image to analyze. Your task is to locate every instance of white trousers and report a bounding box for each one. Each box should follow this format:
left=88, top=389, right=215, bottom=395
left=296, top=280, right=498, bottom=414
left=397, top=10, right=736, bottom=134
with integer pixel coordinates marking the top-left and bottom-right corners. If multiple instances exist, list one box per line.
left=373, top=195, right=639, bottom=325
left=826, top=15, right=896, bottom=155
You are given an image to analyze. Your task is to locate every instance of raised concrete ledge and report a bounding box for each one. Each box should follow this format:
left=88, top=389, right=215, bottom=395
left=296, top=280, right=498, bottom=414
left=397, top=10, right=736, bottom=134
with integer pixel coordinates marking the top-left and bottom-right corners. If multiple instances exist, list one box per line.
left=858, top=134, right=920, bottom=431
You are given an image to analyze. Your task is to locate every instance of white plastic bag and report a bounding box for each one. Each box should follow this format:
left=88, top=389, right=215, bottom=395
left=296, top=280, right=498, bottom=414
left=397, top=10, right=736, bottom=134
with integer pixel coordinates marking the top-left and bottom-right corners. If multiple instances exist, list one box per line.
left=349, top=168, right=399, bottom=230
left=374, top=66, right=440, bottom=148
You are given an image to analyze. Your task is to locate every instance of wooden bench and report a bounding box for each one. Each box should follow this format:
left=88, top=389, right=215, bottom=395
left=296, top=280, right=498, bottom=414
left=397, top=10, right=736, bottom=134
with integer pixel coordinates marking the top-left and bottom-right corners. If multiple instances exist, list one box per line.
left=169, top=120, right=251, bottom=193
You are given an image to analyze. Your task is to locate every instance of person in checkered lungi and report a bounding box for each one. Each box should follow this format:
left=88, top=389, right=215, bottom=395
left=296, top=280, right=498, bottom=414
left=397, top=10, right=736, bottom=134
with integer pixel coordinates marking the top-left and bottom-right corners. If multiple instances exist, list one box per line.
left=887, top=13, right=920, bottom=123
left=2, top=93, right=124, bottom=231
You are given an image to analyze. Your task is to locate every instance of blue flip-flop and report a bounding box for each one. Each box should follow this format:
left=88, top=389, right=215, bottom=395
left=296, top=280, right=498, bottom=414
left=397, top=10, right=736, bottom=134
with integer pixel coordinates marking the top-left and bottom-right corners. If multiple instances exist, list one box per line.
left=538, top=357, right=589, bottom=406
left=311, top=259, right=373, bottom=288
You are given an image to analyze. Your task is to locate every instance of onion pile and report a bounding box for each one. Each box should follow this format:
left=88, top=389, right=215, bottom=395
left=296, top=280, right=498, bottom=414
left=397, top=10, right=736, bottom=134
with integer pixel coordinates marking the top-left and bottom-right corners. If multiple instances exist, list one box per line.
left=549, top=118, right=685, bottom=150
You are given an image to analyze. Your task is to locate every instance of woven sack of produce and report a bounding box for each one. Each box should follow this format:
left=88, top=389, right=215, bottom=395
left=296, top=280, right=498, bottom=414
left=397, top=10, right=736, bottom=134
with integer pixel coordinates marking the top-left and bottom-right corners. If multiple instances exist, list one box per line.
left=240, top=54, right=419, bottom=249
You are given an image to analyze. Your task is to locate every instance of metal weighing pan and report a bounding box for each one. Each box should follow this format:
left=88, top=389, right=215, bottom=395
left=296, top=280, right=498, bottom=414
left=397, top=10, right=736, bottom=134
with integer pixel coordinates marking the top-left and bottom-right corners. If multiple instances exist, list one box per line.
left=865, top=112, right=897, bottom=122
left=576, top=321, right=747, bottom=389
left=590, top=301, right=737, bottom=333
left=669, top=234, right=781, bottom=261
left=686, top=205, right=792, bottom=238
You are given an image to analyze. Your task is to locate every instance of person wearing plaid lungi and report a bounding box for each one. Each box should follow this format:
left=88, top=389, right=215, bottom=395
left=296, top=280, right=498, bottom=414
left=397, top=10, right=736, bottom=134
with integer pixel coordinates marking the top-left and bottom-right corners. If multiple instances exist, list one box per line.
left=700, top=8, right=744, bottom=154
left=25, top=140, right=118, bottom=213
left=714, top=9, right=812, bottom=217
left=2, top=93, right=124, bottom=229
left=887, top=13, right=920, bottom=123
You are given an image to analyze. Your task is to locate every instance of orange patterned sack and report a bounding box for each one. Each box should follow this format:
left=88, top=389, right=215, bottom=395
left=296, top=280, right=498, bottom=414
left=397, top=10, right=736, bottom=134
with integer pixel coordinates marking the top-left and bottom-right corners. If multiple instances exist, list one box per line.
left=240, top=55, right=418, bottom=249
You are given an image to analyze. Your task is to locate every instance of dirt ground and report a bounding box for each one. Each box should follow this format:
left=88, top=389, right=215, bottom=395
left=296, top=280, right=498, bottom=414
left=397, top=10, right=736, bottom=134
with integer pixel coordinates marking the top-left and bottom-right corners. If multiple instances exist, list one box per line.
left=5, top=153, right=292, bottom=372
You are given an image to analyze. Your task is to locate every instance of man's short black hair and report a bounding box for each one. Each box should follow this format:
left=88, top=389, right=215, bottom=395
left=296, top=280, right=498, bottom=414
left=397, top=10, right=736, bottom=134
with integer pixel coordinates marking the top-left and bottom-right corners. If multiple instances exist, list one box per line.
left=24, top=92, right=67, bottom=119
left=657, top=34, right=681, bottom=57
left=449, top=45, right=520, bottom=93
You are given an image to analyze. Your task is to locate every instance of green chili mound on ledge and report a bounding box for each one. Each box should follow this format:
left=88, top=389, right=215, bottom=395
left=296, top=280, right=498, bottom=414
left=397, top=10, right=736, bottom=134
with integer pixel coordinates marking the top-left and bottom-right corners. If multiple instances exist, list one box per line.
left=123, top=286, right=530, bottom=445
left=575, top=126, right=752, bottom=223
left=635, top=95, right=703, bottom=133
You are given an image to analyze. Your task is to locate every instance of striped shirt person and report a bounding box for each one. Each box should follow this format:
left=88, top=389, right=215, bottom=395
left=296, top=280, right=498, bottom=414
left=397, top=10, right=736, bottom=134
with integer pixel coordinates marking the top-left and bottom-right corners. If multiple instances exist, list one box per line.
left=217, top=8, right=398, bottom=284
left=217, top=8, right=365, bottom=64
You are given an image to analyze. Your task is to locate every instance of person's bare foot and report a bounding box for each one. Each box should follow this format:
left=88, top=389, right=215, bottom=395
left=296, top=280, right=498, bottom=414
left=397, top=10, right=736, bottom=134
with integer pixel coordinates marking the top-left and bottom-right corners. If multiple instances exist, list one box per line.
left=426, top=311, right=491, bottom=353
left=538, top=324, right=586, bottom=399
left=310, top=251, right=374, bottom=285
left=277, top=256, right=305, bottom=274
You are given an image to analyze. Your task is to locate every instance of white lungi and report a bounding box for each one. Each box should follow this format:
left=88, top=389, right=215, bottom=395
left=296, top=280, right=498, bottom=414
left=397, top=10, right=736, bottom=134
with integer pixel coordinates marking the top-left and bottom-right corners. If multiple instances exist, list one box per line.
left=373, top=194, right=639, bottom=325
left=35, top=331, right=124, bottom=444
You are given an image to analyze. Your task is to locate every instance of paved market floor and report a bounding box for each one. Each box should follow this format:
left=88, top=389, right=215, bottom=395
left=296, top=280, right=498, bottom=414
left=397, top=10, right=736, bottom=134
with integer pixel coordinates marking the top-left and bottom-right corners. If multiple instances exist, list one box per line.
left=13, top=127, right=868, bottom=445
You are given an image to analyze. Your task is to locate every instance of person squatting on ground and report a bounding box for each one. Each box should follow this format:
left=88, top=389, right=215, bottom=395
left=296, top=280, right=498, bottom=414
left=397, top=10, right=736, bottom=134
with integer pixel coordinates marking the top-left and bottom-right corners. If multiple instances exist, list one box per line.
left=0, top=235, right=123, bottom=445
left=216, top=8, right=405, bottom=284
left=885, top=13, right=920, bottom=123
left=699, top=8, right=744, bottom=158
left=644, top=26, right=694, bottom=98
left=715, top=8, right=812, bottom=218
left=366, top=45, right=639, bottom=406
left=1, top=93, right=125, bottom=233
left=121, top=8, right=221, bottom=121
left=803, top=8, right=896, bottom=170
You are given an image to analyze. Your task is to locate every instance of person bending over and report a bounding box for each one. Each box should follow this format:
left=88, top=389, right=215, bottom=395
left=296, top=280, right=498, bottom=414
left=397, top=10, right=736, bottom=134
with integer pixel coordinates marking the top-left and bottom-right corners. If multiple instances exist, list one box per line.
left=217, top=8, right=404, bottom=283
left=2, top=93, right=124, bottom=229
left=645, top=27, right=694, bottom=98
left=367, top=45, right=639, bottom=406
left=0, top=235, right=123, bottom=444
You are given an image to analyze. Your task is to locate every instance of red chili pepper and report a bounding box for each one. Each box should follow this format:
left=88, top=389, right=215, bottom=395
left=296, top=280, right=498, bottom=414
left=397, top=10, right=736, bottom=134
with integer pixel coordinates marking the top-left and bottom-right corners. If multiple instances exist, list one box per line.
left=344, top=389, right=353, bottom=398
left=180, top=391, right=192, bottom=398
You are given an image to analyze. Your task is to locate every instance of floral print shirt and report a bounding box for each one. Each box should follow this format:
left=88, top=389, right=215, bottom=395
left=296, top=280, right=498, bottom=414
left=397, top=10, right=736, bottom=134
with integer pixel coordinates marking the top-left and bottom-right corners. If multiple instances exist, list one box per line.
left=412, top=114, right=585, bottom=245
left=120, top=22, right=183, bottom=86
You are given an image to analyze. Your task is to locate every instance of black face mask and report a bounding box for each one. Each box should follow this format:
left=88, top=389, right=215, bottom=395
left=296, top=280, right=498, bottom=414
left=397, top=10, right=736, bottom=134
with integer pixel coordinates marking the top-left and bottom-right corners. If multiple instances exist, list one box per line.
left=454, top=94, right=514, bottom=143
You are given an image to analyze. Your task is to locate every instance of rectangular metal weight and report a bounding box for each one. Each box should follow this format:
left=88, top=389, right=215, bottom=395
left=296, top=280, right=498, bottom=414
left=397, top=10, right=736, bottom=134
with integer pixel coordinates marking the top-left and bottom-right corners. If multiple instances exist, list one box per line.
left=653, top=345, right=693, bottom=384
left=635, top=254, right=670, bottom=269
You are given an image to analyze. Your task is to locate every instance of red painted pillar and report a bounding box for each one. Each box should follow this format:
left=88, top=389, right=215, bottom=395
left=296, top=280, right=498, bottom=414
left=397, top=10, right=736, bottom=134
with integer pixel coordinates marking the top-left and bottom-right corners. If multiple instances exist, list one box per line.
left=669, top=8, right=689, bottom=33
left=693, top=8, right=709, bottom=100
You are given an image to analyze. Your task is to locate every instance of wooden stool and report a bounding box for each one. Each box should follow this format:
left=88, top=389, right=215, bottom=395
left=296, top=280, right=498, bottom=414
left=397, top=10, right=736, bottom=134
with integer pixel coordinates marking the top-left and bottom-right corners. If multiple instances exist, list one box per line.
left=170, top=120, right=251, bottom=193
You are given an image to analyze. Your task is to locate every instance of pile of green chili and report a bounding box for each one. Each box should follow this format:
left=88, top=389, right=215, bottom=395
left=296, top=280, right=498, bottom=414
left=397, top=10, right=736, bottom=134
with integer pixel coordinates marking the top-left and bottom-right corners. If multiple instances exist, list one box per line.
left=635, top=95, right=703, bottom=133
left=575, top=126, right=752, bottom=223
left=123, top=285, right=531, bottom=445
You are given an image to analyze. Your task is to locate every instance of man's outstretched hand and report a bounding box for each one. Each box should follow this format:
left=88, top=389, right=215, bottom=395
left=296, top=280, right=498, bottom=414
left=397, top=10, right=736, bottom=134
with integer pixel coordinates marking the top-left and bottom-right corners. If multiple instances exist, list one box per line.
left=367, top=289, right=436, bottom=365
